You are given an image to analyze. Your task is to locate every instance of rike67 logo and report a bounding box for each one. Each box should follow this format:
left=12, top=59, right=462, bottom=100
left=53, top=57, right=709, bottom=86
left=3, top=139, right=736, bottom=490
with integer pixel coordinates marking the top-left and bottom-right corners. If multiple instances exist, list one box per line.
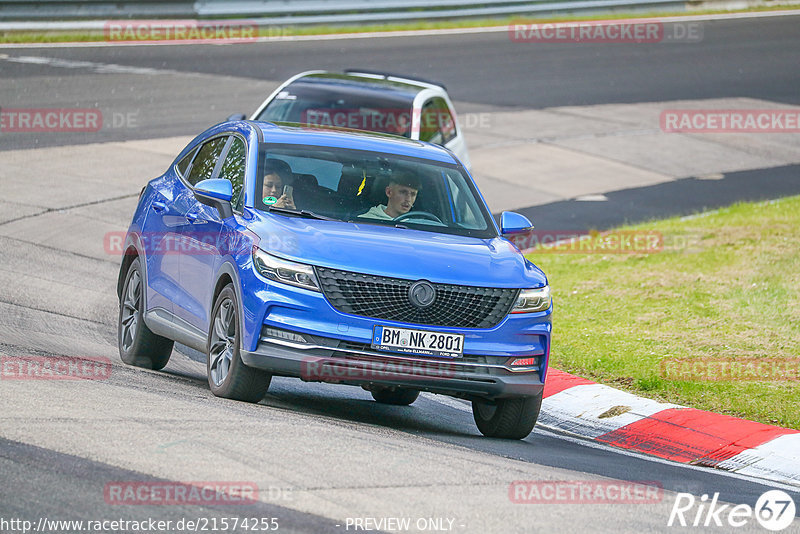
left=668, top=490, right=796, bottom=531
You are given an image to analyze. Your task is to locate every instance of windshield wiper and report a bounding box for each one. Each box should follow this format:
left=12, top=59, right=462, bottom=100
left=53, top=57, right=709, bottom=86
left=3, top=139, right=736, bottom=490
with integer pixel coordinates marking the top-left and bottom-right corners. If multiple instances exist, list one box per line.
left=347, top=216, right=407, bottom=229
left=268, top=206, right=336, bottom=221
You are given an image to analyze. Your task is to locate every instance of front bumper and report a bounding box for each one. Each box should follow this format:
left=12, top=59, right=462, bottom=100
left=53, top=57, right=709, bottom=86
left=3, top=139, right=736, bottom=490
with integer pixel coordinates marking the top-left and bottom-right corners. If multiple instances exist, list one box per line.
left=241, top=332, right=545, bottom=400
left=237, top=261, right=551, bottom=400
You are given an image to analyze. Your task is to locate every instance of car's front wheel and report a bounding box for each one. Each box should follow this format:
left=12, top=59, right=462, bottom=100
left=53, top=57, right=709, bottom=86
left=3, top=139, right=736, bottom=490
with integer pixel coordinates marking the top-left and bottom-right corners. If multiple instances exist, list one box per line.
left=370, top=387, right=420, bottom=406
left=207, top=284, right=271, bottom=403
left=118, top=257, right=174, bottom=370
left=472, top=393, right=542, bottom=439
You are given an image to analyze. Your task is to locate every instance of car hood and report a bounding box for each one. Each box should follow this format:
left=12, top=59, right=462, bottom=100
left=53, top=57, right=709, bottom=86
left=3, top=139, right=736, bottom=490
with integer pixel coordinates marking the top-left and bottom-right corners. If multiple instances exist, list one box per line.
left=248, top=215, right=547, bottom=288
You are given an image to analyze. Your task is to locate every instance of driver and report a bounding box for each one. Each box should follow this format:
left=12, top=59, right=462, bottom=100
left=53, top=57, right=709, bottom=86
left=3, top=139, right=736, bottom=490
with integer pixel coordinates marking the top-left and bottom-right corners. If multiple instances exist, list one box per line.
left=361, top=172, right=420, bottom=220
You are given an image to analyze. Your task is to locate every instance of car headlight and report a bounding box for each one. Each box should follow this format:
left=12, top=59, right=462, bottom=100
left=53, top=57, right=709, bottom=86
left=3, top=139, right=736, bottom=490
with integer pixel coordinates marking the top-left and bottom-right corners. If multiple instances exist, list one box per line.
left=512, top=285, right=551, bottom=313
left=252, top=247, right=320, bottom=291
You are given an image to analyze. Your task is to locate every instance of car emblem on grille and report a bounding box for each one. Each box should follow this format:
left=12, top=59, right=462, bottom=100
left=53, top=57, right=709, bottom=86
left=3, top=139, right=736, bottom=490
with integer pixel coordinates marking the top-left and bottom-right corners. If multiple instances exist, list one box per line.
left=408, top=280, right=436, bottom=309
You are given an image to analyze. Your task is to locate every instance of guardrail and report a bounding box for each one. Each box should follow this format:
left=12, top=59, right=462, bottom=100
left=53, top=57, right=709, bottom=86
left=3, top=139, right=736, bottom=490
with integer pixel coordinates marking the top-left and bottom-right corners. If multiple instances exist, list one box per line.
left=0, top=1, right=195, bottom=20
left=0, top=0, right=692, bottom=29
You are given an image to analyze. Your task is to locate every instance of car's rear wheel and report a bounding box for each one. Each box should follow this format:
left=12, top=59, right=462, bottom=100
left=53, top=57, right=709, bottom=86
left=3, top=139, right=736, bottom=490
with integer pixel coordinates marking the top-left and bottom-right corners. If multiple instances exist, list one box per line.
left=207, top=284, right=271, bottom=403
left=472, top=393, right=542, bottom=439
left=118, top=257, right=174, bottom=370
left=370, top=387, right=419, bottom=406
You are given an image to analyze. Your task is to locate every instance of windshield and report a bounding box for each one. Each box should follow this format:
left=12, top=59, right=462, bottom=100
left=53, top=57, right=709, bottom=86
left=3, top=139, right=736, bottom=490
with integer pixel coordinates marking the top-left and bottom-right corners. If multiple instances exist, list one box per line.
left=255, top=144, right=497, bottom=239
left=255, top=84, right=415, bottom=138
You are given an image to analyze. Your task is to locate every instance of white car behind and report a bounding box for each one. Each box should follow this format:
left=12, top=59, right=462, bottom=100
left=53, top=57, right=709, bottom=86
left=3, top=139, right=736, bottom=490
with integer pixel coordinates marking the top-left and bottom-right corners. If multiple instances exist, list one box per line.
left=246, top=69, right=471, bottom=169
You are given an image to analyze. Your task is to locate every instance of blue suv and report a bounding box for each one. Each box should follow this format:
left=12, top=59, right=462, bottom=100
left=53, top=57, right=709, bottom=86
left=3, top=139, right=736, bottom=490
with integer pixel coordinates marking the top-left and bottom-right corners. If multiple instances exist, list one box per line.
left=117, top=120, right=551, bottom=439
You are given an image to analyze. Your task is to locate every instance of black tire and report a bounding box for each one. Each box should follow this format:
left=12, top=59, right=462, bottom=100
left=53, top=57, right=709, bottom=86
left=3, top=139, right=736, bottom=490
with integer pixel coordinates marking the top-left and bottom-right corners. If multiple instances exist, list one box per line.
left=118, top=257, right=174, bottom=370
left=371, top=387, right=420, bottom=406
left=207, top=284, right=271, bottom=403
left=472, top=393, right=542, bottom=439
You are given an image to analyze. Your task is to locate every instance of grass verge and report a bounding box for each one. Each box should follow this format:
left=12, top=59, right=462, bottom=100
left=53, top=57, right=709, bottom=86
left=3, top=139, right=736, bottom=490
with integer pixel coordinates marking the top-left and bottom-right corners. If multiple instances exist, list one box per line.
left=528, top=196, right=800, bottom=429
left=1, top=5, right=799, bottom=44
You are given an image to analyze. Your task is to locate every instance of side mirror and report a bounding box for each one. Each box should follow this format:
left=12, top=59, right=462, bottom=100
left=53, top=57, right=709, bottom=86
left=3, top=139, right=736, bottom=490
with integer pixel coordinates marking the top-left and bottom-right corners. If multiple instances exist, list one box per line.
left=194, top=179, right=234, bottom=219
left=227, top=113, right=247, bottom=121
left=500, top=211, right=533, bottom=235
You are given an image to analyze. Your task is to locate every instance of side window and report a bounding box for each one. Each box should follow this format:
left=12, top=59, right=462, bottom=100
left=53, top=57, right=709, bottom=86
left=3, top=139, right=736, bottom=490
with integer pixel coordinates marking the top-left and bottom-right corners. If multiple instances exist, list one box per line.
left=185, top=136, right=227, bottom=186
left=419, top=98, right=457, bottom=145
left=176, top=147, right=197, bottom=178
left=218, top=137, right=246, bottom=212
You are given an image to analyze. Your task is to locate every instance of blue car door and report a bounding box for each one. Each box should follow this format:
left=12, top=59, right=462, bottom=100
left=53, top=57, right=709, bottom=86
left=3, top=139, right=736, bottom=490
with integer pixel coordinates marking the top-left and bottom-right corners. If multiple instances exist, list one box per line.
left=142, top=150, right=198, bottom=318
left=170, top=135, right=229, bottom=332
left=176, top=134, right=249, bottom=335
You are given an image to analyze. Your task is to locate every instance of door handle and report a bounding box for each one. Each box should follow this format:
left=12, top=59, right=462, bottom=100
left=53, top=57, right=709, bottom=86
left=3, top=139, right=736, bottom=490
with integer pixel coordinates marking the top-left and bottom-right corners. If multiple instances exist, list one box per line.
left=185, top=212, right=199, bottom=223
left=151, top=201, right=167, bottom=213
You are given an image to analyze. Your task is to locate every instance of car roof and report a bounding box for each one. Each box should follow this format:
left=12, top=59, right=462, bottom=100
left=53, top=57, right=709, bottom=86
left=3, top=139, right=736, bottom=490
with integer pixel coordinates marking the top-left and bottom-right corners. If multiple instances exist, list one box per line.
left=287, top=71, right=443, bottom=102
left=252, top=121, right=459, bottom=165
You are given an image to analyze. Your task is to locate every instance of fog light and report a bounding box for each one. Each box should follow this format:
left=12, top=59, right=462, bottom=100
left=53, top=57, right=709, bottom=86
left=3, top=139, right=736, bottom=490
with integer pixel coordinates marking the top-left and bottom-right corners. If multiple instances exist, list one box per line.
left=510, top=357, right=537, bottom=367
left=264, top=327, right=308, bottom=344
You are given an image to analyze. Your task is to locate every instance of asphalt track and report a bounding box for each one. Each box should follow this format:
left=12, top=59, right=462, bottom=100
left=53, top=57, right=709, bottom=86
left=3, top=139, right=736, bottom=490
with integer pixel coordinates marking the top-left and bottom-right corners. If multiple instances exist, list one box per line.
left=1, top=13, right=799, bottom=533
left=1, top=14, right=799, bottom=150
left=522, top=163, right=800, bottom=231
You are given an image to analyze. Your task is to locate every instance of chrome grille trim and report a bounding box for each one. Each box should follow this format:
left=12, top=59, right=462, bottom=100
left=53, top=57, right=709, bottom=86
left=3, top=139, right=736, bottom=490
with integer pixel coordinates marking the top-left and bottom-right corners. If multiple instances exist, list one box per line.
left=314, top=266, right=519, bottom=328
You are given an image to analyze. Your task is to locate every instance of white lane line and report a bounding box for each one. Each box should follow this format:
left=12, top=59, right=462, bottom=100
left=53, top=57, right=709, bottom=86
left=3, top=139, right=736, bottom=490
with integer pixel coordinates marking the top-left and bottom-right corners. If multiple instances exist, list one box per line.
left=0, top=10, right=798, bottom=49
left=0, top=54, right=179, bottom=75
left=422, top=392, right=473, bottom=412
left=421, top=392, right=800, bottom=491
left=574, top=194, right=609, bottom=201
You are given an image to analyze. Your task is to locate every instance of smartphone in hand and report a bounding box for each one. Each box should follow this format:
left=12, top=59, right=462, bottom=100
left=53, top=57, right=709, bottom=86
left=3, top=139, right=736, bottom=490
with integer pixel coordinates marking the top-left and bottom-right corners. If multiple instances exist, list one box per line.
left=283, top=185, right=294, bottom=199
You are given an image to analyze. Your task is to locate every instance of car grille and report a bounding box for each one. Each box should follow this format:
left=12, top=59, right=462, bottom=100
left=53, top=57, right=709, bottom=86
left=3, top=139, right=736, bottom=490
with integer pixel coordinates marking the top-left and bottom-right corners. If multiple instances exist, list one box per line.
left=315, top=266, right=519, bottom=328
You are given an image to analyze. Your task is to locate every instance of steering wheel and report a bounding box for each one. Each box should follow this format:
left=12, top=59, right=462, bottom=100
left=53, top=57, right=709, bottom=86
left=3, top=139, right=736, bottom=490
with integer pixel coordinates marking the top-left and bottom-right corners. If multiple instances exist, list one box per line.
left=394, top=211, right=443, bottom=224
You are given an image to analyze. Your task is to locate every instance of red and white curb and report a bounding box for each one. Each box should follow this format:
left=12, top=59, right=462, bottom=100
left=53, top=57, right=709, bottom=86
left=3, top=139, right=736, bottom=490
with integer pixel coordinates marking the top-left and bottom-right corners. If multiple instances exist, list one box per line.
left=540, top=369, right=800, bottom=487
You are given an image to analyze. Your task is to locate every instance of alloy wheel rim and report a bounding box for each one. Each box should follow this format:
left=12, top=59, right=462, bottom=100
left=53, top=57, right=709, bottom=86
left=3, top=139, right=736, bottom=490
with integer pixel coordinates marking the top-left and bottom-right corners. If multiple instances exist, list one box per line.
left=209, top=298, right=236, bottom=387
left=120, top=270, right=140, bottom=352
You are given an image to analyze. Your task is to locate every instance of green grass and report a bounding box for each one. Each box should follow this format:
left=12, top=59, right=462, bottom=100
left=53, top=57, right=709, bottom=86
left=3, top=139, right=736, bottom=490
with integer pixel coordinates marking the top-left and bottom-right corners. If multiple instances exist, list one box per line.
left=528, top=196, right=800, bottom=429
left=2, top=5, right=799, bottom=44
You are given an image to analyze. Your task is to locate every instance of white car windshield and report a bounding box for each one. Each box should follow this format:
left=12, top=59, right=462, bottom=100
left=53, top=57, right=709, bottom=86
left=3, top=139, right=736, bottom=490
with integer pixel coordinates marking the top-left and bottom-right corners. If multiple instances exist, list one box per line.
left=255, top=85, right=415, bottom=138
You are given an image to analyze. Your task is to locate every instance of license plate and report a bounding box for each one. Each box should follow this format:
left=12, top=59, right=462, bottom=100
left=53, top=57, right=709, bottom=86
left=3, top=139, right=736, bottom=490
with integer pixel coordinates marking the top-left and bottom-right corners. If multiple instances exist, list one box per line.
left=371, top=325, right=464, bottom=358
